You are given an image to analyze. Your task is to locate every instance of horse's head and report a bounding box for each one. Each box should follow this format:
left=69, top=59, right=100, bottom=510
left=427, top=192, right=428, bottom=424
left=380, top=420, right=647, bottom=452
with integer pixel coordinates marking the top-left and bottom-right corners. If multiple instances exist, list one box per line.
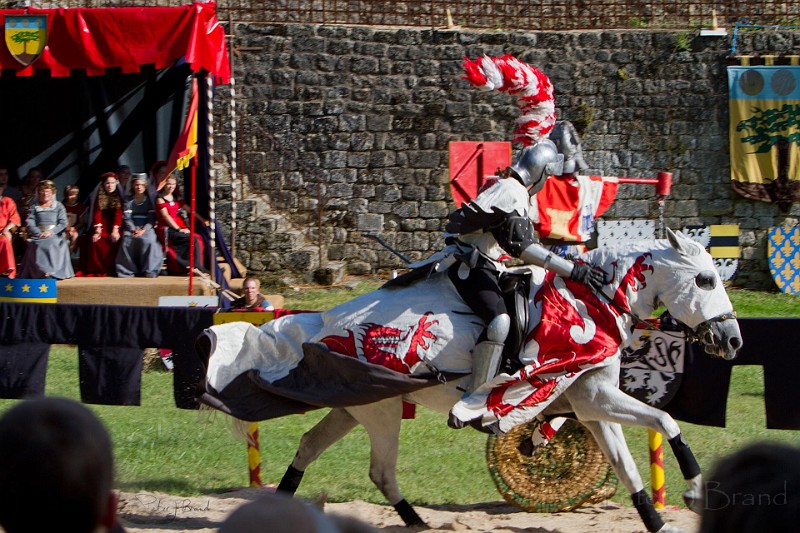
left=651, top=228, right=742, bottom=360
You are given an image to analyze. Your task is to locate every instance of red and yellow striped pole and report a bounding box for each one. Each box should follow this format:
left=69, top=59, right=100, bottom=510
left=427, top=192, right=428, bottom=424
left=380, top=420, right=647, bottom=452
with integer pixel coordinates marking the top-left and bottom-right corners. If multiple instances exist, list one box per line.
left=247, top=422, right=263, bottom=487
left=648, top=429, right=666, bottom=508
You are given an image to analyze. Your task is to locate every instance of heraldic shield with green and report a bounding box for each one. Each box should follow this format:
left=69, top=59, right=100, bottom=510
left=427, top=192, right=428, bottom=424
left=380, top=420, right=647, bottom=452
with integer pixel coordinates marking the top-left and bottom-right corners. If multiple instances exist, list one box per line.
left=5, top=15, right=48, bottom=67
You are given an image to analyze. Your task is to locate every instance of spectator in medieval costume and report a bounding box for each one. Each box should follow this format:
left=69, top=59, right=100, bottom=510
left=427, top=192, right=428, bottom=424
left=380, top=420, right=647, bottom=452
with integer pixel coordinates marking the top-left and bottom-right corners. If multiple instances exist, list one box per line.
left=17, top=166, right=44, bottom=222
left=0, top=164, right=24, bottom=267
left=0, top=189, right=21, bottom=278
left=0, top=164, right=22, bottom=211
left=150, top=160, right=170, bottom=190
left=63, top=184, right=85, bottom=254
left=19, top=180, right=74, bottom=279
left=231, top=276, right=274, bottom=311
left=156, top=174, right=208, bottom=274
left=81, top=172, right=122, bottom=276
left=115, top=164, right=133, bottom=202
left=117, top=174, right=163, bottom=278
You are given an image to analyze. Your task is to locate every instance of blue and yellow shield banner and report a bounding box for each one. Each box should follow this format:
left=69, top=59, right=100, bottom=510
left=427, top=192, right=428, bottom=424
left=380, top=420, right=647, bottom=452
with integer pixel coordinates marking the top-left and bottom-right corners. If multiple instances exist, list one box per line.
left=768, top=226, right=800, bottom=295
left=728, top=65, right=800, bottom=209
left=4, top=15, right=48, bottom=67
left=0, top=278, right=57, bottom=303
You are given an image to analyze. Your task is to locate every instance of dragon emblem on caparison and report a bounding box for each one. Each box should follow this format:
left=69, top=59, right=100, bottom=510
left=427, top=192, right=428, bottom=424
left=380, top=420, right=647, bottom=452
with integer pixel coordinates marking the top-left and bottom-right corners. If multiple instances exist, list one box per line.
left=320, top=312, right=439, bottom=374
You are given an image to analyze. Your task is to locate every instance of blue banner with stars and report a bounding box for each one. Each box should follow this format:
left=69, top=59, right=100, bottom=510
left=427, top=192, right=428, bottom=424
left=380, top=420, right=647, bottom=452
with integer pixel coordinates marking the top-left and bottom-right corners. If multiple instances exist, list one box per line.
left=0, top=278, right=57, bottom=303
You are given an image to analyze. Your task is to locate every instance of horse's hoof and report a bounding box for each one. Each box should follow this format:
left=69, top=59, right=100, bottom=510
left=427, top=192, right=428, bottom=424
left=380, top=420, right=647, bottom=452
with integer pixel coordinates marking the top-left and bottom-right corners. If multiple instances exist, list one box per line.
left=682, top=489, right=704, bottom=515
left=517, top=437, right=535, bottom=457
left=447, top=411, right=466, bottom=429
left=656, top=524, right=685, bottom=533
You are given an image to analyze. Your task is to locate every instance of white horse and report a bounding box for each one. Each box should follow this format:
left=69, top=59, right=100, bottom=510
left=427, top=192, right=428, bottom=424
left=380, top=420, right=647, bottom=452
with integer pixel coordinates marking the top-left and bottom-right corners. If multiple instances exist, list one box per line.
left=200, top=229, right=741, bottom=533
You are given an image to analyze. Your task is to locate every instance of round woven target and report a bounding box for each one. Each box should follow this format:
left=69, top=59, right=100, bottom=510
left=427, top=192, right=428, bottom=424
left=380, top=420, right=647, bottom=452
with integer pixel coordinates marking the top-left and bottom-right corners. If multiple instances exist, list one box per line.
left=486, top=418, right=617, bottom=512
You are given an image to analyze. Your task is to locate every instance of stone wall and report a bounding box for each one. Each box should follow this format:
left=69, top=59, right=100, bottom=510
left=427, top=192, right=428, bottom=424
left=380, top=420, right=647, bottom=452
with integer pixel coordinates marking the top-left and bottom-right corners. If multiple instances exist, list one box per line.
left=211, top=24, right=800, bottom=289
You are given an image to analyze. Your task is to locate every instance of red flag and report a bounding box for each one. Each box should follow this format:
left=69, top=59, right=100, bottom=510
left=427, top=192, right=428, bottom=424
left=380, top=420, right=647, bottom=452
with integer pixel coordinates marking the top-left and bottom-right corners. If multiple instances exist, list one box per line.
left=163, top=77, right=199, bottom=189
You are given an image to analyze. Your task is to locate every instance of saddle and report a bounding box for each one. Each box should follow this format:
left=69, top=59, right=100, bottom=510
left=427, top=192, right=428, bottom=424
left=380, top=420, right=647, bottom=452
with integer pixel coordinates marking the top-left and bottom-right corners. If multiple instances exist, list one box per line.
left=384, top=262, right=532, bottom=373
left=498, top=269, right=531, bottom=374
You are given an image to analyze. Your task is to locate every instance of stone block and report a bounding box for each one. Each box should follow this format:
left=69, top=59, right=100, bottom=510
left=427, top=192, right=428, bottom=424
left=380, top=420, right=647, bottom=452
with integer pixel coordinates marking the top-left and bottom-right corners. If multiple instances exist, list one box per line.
left=375, top=185, right=402, bottom=202
left=419, top=201, right=449, bottom=218
left=401, top=185, right=425, bottom=201
left=347, top=261, right=373, bottom=275
left=314, top=261, right=347, bottom=285
left=358, top=213, right=384, bottom=232
left=369, top=151, right=397, bottom=167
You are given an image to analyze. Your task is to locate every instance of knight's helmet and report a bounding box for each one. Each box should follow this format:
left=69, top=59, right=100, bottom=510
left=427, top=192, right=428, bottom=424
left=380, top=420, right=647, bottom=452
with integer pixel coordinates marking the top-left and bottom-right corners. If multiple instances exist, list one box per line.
left=549, top=120, right=589, bottom=174
left=509, top=139, right=564, bottom=195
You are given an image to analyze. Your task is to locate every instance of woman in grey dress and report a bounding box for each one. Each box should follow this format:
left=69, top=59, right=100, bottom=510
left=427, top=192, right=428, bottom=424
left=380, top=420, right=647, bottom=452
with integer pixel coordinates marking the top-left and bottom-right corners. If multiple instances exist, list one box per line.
left=116, top=174, right=163, bottom=277
left=19, top=180, right=74, bottom=279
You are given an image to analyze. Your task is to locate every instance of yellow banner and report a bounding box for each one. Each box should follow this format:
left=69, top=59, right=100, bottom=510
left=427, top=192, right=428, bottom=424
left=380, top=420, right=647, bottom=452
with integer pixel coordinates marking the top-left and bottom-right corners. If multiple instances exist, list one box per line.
left=728, top=65, right=800, bottom=206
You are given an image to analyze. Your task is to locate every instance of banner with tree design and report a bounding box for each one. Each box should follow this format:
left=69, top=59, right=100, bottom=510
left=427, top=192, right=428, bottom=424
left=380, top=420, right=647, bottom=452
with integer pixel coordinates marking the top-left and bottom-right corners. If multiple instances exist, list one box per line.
left=728, top=65, right=800, bottom=211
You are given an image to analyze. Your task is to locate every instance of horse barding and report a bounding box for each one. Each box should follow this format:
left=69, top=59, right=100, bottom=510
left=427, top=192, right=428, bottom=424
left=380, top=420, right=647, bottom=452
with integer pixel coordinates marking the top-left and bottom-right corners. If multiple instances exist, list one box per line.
left=199, top=229, right=741, bottom=533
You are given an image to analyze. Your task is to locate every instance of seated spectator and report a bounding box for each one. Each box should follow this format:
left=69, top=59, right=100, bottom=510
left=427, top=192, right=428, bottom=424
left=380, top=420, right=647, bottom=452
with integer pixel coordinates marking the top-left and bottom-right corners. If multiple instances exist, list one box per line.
left=18, top=165, right=44, bottom=221
left=116, top=174, right=163, bottom=278
left=231, top=275, right=274, bottom=311
left=0, top=189, right=21, bottom=277
left=0, top=163, right=22, bottom=211
left=63, top=184, right=85, bottom=254
left=0, top=397, right=123, bottom=533
left=700, top=441, right=800, bottom=533
left=156, top=174, right=208, bottom=274
left=150, top=160, right=170, bottom=190
left=116, top=164, right=132, bottom=202
left=81, top=172, right=122, bottom=276
left=19, top=179, right=74, bottom=279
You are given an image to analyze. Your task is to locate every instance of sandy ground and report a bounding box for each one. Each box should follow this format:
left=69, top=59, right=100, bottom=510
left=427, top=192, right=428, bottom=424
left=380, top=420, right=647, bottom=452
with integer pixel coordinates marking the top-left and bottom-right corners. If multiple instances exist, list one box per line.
left=117, top=488, right=700, bottom=532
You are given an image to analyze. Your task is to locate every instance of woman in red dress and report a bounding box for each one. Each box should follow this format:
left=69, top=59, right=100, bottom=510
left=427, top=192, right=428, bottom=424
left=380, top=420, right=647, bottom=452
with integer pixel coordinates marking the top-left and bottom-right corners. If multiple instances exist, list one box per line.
left=155, top=175, right=207, bottom=274
left=81, top=173, right=122, bottom=276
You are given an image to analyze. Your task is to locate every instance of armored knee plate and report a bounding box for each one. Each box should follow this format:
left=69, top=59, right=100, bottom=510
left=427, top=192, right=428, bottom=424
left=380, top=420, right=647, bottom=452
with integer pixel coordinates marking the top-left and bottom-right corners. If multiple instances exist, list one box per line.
left=468, top=340, right=504, bottom=393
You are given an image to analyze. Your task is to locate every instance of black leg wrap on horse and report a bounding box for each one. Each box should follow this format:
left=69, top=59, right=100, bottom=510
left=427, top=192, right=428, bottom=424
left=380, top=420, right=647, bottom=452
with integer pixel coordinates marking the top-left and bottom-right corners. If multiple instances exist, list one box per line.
left=276, top=465, right=304, bottom=495
left=632, top=489, right=665, bottom=532
left=668, top=433, right=701, bottom=480
left=394, top=499, right=426, bottom=527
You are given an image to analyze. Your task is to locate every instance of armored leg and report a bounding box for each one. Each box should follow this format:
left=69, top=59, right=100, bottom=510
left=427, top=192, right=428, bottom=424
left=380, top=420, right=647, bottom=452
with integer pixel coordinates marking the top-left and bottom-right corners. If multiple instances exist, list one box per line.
left=466, top=313, right=509, bottom=392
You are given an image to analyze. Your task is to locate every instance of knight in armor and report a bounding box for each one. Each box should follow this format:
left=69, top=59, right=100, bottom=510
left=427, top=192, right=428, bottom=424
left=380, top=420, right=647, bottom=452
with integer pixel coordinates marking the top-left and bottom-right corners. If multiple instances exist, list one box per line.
left=439, top=140, right=607, bottom=425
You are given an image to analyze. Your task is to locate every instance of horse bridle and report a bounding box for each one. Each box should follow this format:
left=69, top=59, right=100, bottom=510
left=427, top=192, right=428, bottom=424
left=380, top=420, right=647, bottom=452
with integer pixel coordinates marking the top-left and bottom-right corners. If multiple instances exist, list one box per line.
left=596, top=287, right=737, bottom=345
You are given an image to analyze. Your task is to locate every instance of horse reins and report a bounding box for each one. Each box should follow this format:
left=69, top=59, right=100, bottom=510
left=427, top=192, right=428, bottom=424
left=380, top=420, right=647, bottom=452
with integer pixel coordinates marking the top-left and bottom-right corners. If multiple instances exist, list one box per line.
left=595, top=287, right=736, bottom=344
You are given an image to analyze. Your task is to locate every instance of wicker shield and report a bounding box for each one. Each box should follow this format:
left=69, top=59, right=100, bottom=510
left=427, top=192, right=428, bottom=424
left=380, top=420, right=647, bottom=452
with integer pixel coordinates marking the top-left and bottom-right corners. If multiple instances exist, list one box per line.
left=485, top=418, right=616, bottom=512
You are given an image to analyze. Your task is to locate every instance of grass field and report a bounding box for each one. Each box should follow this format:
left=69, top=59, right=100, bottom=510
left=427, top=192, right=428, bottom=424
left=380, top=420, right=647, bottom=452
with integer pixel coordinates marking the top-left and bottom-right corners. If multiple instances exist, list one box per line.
left=0, top=283, right=798, bottom=509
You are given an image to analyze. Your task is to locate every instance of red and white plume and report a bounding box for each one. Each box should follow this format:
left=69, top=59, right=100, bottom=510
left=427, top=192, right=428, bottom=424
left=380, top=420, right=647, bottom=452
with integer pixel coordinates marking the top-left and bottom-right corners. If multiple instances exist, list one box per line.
left=462, top=54, right=556, bottom=146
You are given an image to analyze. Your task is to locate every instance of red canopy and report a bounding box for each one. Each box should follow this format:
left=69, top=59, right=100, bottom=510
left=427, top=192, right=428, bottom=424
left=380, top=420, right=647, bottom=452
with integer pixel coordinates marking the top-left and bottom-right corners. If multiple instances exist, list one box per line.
left=0, top=2, right=230, bottom=83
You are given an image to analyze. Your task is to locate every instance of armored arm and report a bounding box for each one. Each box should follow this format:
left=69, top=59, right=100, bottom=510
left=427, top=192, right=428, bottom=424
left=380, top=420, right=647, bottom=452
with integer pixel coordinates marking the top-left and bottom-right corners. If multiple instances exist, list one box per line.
left=518, top=242, right=575, bottom=277
left=492, top=215, right=606, bottom=291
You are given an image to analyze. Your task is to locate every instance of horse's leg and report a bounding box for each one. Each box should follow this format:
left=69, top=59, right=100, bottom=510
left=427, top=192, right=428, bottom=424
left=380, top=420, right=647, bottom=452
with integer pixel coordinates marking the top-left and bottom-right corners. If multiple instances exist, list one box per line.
left=346, top=397, right=426, bottom=527
left=567, top=366, right=704, bottom=514
left=581, top=420, right=677, bottom=533
left=277, top=408, right=359, bottom=496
